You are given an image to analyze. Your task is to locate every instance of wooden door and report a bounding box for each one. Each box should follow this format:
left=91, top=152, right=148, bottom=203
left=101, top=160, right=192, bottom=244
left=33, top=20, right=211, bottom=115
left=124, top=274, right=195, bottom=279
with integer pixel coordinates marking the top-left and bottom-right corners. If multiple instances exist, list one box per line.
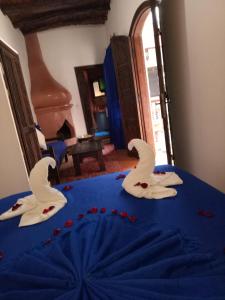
left=152, top=5, right=174, bottom=164
left=0, top=41, right=41, bottom=173
left=75, top=67, right=93, bottom=133
left=111, top=36, right=141, bottom=146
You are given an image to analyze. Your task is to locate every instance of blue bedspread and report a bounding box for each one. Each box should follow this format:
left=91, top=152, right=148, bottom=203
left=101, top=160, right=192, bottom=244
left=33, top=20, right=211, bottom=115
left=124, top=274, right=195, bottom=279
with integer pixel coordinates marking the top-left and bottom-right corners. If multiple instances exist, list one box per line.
left=0, top=165, right=225, bottom=299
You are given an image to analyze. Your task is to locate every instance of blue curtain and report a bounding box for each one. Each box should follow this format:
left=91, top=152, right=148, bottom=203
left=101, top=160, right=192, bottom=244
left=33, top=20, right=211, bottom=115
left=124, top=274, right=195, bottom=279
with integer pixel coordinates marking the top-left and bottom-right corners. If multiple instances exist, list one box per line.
left=103, top=46, right=125, bottom=149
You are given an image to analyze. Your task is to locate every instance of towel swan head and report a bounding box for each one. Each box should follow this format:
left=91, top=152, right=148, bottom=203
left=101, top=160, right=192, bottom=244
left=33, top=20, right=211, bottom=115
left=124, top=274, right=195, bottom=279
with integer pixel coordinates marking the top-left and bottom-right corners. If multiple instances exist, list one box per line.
left=128, top=139, right=155, bottom=172
left=29, top=157, right=56, bottom=192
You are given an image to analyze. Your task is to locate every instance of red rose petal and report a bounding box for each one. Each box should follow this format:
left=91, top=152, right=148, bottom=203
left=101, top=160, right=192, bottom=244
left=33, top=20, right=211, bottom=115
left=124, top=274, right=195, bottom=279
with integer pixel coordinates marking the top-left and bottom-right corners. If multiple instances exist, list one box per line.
left=49, top=206, right=55, bottom=211
left=64, top=219, right=74, bottom=228
left=100, top=208, right=106, bottom=213
left=63, top=185, right=73, bottom=191
left=141, top=183, right=148, bottom=189
left=42, top=208, right=49, bottom=214
left=53, top=228, right=61, bottom=236
left=129, top=216, right=137, bottom=223
left=120, top=212, right=128, bottom=218
left=89, top=207, right=98, bottom=214
left=112, top=209, right=118, bottom=215
left=78, top=214, right=85, bottom=220
left=12, top=203, right=22, bottom=211
left=0, top=251, right=4, bottom=260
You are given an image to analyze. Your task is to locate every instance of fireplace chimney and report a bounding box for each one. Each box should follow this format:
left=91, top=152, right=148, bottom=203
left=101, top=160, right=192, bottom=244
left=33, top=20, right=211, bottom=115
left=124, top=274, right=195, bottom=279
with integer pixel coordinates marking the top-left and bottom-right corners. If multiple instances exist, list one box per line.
left=25, top=33, right=75, bottom=139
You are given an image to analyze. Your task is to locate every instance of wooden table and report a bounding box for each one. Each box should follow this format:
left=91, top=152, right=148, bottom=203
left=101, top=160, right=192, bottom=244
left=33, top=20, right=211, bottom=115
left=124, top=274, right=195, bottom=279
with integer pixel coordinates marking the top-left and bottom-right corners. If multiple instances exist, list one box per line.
left=67, top=140, right=106, bottom=176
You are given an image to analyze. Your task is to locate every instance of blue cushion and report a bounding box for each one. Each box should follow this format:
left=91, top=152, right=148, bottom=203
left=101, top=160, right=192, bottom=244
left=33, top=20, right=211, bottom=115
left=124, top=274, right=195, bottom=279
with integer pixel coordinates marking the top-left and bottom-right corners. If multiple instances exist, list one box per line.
left=95, top=131, right=110, bottom=138
left=47, top=141, right=67, bottom=166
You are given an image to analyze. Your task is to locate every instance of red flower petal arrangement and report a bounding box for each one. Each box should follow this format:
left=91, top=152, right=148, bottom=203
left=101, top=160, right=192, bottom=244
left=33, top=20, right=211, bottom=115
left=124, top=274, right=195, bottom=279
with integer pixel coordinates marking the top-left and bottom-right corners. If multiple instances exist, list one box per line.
left=41, top=208, right=138, bottom=252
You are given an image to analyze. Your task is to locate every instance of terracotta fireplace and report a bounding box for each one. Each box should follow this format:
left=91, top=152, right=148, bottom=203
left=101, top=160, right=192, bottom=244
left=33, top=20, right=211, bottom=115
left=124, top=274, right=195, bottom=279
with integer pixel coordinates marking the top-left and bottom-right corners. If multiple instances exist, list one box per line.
left=25, top=33, right=75, bottom=139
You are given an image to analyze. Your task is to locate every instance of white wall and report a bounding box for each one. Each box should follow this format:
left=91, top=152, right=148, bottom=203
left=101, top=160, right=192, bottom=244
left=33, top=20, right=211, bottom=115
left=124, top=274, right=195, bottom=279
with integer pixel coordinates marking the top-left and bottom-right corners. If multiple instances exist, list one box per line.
left=106, top=0, right=144, bottom=36
left=0, top=11, right=35, bottom=198
left=38, top=25, right=108, bottom=136
left=36, top=1, right=146, bottom=136
left=161, top=0, right=225, bottom=193
left=0, top=66, right=29, bottom=198
left=0, top=10, right=36, bottom=120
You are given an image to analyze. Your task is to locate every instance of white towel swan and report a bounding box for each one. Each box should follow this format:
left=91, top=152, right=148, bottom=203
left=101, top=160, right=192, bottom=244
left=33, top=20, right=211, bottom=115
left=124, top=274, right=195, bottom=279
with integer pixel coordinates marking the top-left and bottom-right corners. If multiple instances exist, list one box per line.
left=0, top=157, right=67, bottom=227
left=122, top=139, right=183, bottom=199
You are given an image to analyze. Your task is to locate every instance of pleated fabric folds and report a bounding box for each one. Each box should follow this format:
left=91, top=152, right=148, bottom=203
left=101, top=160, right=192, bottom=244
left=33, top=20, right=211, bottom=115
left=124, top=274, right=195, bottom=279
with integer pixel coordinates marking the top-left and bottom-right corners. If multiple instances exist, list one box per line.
left=0, top=215, right=225, bottom=300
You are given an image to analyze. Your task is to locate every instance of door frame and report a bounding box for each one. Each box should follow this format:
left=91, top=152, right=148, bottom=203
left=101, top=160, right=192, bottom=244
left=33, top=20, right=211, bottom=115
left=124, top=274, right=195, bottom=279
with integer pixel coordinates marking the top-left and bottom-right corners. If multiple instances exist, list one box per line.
left=0, top=39, right=41, bottom=173
left=129, top=0, right=174, bottom=164
left=75, top=64, right=106, bottom=134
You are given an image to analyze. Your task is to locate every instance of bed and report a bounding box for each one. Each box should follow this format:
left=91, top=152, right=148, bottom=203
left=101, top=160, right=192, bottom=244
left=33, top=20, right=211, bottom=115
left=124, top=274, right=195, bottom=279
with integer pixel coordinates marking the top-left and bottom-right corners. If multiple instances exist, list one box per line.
left=0, top=165, right=225, bottom=299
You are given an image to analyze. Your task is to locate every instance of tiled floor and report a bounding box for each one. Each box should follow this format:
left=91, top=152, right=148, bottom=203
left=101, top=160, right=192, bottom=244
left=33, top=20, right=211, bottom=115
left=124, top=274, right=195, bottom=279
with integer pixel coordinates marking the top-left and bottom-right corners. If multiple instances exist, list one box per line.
left=60, top=149, right=138, bottom=183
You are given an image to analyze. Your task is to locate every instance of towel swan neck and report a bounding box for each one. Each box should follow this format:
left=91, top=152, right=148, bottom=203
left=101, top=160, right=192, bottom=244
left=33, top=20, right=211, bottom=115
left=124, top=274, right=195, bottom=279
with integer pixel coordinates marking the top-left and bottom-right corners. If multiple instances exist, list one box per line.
left=128, top=139, right=155, bottom=174
left=29, top=157, right=56, bottom=192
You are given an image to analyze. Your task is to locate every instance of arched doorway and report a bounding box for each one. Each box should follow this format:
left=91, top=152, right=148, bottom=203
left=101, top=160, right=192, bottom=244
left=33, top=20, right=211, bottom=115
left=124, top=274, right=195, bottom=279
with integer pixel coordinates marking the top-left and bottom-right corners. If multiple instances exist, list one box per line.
left=130, top=0, right=173, bottom=165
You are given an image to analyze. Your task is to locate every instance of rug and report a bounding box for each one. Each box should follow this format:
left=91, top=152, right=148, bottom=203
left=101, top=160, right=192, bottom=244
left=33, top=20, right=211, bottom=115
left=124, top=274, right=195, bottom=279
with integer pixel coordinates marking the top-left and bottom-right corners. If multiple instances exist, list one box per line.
left=60, top=149, right=138, bottom=182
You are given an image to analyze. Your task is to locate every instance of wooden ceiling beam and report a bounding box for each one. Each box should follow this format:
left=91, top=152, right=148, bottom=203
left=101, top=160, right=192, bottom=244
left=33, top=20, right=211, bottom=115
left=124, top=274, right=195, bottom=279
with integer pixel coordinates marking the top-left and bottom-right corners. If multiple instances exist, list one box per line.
left=1, top=0, right=110, bottom=16
left=11, top=6, right=110, bottom=26
left=20, top=10, right=108, bottom=34
left=0, top=0, right=111, bottom=33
